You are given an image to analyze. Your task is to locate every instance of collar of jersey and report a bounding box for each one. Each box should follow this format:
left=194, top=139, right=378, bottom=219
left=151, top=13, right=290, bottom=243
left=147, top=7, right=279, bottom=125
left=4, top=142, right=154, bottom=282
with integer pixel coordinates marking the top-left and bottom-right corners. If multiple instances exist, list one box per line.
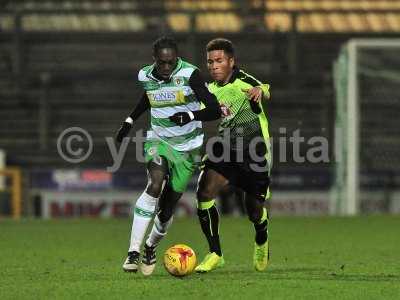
left=146, top=58, right=183, bottom=83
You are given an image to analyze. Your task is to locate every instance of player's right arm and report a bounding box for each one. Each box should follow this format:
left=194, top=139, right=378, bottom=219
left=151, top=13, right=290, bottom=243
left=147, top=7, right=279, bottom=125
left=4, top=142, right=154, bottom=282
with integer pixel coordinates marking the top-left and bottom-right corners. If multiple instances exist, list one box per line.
left=115, top=92, right=150, bottom=143
left=168, top=69, right=221, bottom=127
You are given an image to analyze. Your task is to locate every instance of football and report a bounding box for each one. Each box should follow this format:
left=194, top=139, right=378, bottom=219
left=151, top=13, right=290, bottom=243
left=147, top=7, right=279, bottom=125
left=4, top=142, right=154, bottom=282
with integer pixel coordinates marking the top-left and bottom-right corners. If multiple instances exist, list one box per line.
left=163, top=244, right=197, bottom=277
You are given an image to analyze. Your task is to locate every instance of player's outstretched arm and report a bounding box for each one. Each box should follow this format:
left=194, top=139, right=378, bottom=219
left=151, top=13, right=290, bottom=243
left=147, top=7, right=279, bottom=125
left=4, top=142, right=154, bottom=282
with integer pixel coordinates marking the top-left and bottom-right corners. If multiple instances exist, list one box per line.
left=116, top=93, right=150, bottom=143
left=169, top=69, right=221, bottom=127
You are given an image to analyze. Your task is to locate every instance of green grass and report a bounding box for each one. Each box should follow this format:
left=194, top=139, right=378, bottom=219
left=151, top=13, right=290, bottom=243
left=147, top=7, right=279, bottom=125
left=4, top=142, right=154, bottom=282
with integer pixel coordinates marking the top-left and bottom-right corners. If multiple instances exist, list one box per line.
left=0, top=216, right=399, bottom=299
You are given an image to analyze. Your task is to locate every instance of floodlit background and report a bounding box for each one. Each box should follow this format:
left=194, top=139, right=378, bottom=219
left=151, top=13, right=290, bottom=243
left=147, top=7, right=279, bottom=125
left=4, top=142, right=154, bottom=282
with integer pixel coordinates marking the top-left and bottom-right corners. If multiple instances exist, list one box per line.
left=2, top=0, right=400, bottom=218
left=1, top=1, right=400, bottom=299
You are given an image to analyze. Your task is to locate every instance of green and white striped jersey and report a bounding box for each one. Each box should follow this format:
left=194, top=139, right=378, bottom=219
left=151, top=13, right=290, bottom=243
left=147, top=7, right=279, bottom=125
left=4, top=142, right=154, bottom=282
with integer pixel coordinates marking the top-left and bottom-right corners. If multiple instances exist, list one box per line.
left=138, top=58, right=203, bottom=152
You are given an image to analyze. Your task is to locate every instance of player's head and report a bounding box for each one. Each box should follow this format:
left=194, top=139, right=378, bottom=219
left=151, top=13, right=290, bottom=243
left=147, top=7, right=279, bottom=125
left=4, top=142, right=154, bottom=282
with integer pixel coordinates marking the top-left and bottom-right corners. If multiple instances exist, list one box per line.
left=153, top=36, right=178, bottom=80
left=206, top=38, right=235, bottom=84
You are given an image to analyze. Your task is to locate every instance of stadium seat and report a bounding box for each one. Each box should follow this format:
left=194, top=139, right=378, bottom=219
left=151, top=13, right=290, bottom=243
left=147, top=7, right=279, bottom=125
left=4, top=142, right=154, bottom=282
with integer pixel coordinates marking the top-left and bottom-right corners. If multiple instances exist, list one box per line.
left=196, top=13, right=242, bottom=32
left=264, top=0, right=400, bottom=32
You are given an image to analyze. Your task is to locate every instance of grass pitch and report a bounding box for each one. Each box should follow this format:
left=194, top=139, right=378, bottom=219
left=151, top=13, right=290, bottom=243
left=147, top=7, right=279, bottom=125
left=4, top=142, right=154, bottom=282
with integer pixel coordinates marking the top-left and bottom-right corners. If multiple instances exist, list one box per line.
left=0, top=216, right=399, bottom=299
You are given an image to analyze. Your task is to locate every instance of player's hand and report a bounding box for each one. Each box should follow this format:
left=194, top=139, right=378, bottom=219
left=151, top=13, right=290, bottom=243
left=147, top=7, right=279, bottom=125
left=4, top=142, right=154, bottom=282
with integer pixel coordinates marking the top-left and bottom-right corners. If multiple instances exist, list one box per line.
left=116, top=122, right=132, bottom=143
left=169, top=112, right=193, bottom=127
left=241, top=87, right=263, bottom=103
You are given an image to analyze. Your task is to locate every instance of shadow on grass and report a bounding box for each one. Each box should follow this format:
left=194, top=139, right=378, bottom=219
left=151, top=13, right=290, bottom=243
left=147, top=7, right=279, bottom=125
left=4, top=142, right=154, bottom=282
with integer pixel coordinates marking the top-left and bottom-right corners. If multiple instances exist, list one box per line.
left=213, top=267, right=400, bottom=283
left=116, top=266, right=400, bottom=283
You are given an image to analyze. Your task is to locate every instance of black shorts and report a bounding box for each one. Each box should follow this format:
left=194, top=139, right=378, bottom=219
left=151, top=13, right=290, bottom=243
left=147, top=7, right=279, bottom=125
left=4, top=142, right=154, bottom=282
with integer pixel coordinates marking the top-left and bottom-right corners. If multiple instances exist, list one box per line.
left=203, top=142, right=270, bottom=200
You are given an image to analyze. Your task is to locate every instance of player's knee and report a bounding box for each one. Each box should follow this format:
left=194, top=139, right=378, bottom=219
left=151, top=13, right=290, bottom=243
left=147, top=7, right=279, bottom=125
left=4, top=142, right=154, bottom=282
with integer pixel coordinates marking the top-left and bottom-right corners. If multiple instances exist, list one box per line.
left=158, top=209, right=173, bottom=223
left=146, top=181, right=163, bottom=198
left=247, top=209, right=262, bottom=224
left=196, top=187, right=215, bottom=202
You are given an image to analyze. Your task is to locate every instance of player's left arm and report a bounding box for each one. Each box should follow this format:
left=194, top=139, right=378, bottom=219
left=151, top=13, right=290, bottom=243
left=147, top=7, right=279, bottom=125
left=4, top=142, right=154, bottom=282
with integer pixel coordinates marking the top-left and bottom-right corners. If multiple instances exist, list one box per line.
left=169, top=69, right=221, bottom=126
left=238, top=70, right=271, bottom=114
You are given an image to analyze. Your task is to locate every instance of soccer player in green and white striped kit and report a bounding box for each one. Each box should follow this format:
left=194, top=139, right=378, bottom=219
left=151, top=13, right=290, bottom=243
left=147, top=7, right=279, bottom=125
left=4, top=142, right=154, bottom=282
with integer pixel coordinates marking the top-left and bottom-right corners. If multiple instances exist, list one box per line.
left=116, top=36, right=220, bottom=276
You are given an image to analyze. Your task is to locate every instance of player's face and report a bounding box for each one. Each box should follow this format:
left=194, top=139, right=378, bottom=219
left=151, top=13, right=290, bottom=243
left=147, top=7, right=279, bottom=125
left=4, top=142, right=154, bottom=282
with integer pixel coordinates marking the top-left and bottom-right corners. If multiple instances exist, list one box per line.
left=153, top=48, right=178, bottom=80
left=207, top=50, right=235, bottom=84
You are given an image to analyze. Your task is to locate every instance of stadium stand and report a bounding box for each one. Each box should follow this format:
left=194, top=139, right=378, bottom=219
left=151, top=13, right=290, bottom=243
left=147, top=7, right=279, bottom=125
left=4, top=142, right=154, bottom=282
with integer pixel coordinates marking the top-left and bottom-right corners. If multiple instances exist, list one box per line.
left=2, top=1, right=400, bottom=32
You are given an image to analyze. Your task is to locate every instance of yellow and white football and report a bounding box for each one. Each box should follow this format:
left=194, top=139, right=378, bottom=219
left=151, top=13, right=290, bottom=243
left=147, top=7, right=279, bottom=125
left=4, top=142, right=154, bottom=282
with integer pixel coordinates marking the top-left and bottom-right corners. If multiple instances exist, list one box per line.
left=163, top=244, right=196, bottom=277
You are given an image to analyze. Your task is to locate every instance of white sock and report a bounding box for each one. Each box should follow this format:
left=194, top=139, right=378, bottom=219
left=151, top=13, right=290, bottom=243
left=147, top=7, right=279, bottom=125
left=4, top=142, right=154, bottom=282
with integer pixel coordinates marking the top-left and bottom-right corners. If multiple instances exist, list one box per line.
left=146, top=215, right=174, bottom=247
left=128, top=192, right=158, bottom=252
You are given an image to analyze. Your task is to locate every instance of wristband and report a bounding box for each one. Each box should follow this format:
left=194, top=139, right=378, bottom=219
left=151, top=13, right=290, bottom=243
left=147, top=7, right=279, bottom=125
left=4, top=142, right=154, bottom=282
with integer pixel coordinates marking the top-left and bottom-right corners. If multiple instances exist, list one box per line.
left=187, top=111, right=195, bottom=121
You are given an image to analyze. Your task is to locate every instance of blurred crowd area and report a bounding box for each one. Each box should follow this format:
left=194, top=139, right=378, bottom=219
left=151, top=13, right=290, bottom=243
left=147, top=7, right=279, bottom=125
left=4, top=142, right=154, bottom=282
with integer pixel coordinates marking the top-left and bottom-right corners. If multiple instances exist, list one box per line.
left=2, top=0, right=400, bottom=32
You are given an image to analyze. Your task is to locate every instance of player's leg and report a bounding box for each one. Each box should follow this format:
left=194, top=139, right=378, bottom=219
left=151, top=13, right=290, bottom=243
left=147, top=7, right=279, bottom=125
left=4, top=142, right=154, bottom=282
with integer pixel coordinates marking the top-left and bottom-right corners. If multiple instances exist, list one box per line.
left=239, top=138, right=271, bottom=271
left=243, top=175, right=270, bottom=272
left=140, top=145, right=197, bottom=275
left=123, top=157, right=168, bottom=272
left=146, top=184, right=181, bottom=248
left=195, top=168, right=229, bottom=272
left=141, top=184, right=182, bottom=275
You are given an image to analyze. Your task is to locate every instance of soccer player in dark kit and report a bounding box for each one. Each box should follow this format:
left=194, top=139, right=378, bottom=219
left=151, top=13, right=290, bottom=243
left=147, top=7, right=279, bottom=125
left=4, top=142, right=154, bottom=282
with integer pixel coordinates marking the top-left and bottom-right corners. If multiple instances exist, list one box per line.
left=194, top=38, right=272, bottom=273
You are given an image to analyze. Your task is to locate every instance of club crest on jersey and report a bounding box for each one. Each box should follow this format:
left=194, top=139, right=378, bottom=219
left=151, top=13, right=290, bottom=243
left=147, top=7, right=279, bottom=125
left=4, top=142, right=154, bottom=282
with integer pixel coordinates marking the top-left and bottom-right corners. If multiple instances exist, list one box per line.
left=174, top=77, right=184, bottom=86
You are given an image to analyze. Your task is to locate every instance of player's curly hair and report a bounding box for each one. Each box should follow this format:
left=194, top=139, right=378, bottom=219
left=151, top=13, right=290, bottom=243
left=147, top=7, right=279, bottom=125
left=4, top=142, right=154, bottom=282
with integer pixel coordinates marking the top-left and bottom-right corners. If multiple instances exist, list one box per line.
left=153, top=36, right=178, bottom=55
left=206, top=38, right=235, bottom=57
